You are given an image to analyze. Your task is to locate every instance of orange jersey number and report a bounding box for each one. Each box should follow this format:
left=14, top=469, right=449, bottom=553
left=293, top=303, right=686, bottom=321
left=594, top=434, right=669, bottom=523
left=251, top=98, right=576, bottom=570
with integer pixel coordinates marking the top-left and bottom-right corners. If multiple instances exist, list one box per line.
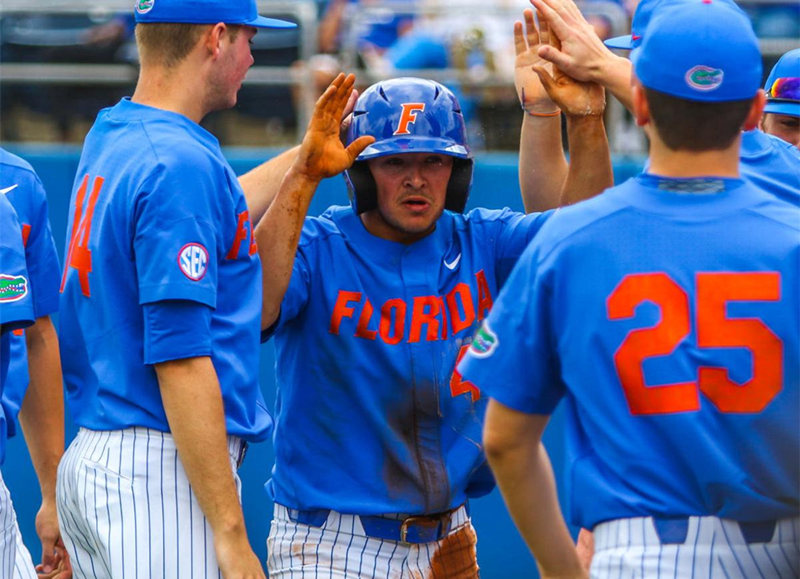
left=607, top=272, right=782, bottom=415
left=61, top=174, right=104, bottom=297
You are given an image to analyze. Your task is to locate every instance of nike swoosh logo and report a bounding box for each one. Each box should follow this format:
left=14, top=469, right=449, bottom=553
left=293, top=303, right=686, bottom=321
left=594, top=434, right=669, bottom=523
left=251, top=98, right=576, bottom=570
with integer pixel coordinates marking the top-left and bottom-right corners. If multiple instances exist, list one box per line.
left=444, top=253, right=461, bottom=270
left=0, top=184, right=18, bottom=195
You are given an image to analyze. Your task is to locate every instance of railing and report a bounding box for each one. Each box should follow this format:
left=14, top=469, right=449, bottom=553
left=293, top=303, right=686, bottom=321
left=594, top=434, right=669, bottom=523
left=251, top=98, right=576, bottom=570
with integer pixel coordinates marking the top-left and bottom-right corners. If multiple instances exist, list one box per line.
left=1, top=0, right=797, bottom=150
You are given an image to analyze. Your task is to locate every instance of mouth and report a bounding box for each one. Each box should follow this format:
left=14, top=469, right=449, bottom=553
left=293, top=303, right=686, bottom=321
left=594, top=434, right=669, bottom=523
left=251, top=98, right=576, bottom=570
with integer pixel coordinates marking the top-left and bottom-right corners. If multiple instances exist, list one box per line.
left=401, top=196, right=431, bottom=213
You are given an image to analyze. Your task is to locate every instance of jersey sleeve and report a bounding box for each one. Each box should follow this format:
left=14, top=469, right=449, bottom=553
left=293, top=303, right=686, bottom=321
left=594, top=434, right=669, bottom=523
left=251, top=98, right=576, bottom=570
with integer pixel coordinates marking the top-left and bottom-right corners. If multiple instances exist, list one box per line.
left=133, top=165, right=221, bottom=308
left=143, top=300, right=213, bottom=364
left=0, top=199, right=34, bottom=334
left=457, top=239, right=564, bottom=414
left=23, top=173, right=61, bottom=319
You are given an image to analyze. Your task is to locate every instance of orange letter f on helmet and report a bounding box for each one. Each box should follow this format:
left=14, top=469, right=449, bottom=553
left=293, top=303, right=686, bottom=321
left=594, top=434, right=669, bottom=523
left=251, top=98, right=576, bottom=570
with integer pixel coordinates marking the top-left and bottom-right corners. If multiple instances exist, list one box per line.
left=394, top=103, right=426, bottom=135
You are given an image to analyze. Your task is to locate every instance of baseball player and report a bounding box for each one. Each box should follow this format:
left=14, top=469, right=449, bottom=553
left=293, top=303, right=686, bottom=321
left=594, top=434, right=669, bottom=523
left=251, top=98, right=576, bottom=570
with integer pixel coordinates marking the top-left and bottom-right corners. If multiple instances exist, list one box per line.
left=1, top=192, right=36, bottom=578
left=252, top=12, right=611, bottom=571
left=56, top=1, right=298, bottom=577
left=459, top=1, right=800, bottom=577
left=0, top=148, right=69, bottom=578
left=760, top=48, right=799, bottom=148
left=528, top=0, right=800, bottom=207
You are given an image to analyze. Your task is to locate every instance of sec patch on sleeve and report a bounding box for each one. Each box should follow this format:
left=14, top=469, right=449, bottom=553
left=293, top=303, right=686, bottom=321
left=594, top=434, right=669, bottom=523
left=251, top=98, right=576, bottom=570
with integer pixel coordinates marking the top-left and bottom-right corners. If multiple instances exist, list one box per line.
left=177, top=243, right=209, bottom=281
left=469, top=321, right=499, bottom=358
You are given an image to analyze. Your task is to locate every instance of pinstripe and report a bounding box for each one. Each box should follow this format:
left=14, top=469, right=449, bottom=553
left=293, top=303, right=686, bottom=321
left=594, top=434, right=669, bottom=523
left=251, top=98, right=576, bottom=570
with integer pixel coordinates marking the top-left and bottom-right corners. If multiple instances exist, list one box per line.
left=719, top=517, right=751, bottom=578
left=1, top=473, right=17, bottom=579
left=58, top=428, right=245, bottom=579
left=12, top=517, right=37, bottom=579
left=130, top=429, right=139, bottom=579
left=267, top=504, right=476, bottom=578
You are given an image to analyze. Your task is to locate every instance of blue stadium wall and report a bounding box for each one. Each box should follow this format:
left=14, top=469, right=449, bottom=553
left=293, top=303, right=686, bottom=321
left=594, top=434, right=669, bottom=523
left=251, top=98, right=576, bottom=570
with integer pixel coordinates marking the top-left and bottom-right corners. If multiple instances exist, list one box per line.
left=3, top=144, right=645, bottom=578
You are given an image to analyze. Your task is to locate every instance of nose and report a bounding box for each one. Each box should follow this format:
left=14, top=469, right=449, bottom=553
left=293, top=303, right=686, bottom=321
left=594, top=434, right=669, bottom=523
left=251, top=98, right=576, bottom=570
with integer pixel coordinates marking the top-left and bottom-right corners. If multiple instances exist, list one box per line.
left=403, top=163, right=425, bottom=189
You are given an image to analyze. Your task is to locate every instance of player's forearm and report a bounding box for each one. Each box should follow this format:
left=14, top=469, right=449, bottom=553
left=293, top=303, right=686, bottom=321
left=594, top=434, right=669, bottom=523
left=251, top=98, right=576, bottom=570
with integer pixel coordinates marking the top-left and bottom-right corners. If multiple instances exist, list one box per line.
left=484, top=401, right=586, bottom=578
left=255, top=164, right=320, bottom=330
left=561, top=114, right=613, bottom=205
left=156, top=357, right=249, bottom=541
left=519, top=114, right=568, bottom=213
left=239, top=145, right=300, bottom=224
left=20, top=315, right=64, bottom=501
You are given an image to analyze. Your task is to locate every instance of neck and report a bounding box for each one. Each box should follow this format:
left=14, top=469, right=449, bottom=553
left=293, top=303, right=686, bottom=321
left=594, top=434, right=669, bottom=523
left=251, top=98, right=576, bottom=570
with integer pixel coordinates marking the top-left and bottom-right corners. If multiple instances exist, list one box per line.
left=647, top=131, right=742, bottom=178
left=132, top=63, right=208, bottom=124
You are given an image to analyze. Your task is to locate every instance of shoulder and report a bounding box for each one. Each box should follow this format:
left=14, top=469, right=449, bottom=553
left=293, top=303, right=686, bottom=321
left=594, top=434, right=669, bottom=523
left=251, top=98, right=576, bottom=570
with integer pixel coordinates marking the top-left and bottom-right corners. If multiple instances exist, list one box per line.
left=0, top=148, right=43, bottom=190
left=298, top=205, right=350, bottom=247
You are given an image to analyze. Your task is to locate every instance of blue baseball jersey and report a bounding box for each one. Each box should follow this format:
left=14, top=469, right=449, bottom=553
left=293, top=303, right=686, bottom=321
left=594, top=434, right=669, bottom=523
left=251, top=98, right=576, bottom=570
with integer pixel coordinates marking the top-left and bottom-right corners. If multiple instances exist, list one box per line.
left=58, top=98, right=271, bottom=442
left=1, top=194, right=35, bottom=464
left=0, top=148, right=61, bottom=438
left=740, top=129, right=800, bottom=207
left=265, top=205, right=551, bottom=514
left=459, top=174, right=799, bottom=530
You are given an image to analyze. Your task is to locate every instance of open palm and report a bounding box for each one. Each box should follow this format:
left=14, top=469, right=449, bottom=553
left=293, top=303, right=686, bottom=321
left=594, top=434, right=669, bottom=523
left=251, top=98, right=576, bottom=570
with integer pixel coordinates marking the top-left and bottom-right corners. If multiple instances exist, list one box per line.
left=515, top=9, right=558, bottom=114
left=297, top=74, right=374, bottom=182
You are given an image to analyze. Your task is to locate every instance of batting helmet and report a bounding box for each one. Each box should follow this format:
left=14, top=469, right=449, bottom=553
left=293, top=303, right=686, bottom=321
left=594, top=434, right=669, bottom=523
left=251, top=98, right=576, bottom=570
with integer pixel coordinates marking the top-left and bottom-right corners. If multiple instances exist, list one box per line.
left=344, top=77, right=473, bottom=215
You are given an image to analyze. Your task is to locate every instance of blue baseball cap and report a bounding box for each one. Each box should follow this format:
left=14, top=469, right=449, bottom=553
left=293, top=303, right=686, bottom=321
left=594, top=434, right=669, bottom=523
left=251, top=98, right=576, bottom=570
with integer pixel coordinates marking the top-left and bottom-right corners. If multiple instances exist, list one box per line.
left=605, top=0, right=683, bottom=50
left=763, top=49, right=800, bottom=118
left=632, top=0, right=762, bottom=102
left=605, top=0, right=743, bottom=51
left=133, top=0, right=297, bottom=29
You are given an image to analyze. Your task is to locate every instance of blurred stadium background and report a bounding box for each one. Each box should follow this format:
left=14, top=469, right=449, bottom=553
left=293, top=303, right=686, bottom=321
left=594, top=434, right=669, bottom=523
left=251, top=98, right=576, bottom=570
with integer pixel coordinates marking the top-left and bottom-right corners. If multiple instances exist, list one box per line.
left=1, top=0, right=797, bottom=576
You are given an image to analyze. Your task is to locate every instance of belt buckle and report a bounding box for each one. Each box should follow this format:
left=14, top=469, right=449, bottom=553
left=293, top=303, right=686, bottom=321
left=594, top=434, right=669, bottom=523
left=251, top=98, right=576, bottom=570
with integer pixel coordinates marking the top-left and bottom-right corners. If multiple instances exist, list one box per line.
left=399, top=514, right=447, bottom=543
left=400, top=515, right=431, bottom=543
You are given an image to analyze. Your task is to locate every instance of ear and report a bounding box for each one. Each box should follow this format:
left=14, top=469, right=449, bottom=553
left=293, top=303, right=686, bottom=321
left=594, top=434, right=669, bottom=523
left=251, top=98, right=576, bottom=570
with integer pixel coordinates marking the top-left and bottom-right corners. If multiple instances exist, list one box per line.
left=203, top=23, right=226, bottom=59
left=631, top=82, right=650, bottom=127
left=743, top=89, right=767, bottom=132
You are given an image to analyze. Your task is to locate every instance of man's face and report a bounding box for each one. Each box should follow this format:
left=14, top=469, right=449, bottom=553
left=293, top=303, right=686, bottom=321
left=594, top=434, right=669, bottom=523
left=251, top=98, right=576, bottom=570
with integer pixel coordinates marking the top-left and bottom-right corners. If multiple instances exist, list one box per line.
left=361, top=153, right=454, bottom=244
left=208, top=25, right=256, bottom=111
left=761, top=112, right=800, bottom=148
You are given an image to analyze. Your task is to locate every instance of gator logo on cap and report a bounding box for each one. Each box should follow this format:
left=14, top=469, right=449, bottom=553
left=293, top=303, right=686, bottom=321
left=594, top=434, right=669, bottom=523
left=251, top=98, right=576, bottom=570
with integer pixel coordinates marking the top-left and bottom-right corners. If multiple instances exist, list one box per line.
left=135, top=0, right=154, bottom=14
left=686, top=66, right=724, bottom=91
left=0, top=274, right=28, bottom=303
left=469, top=322, right=499, bottom=358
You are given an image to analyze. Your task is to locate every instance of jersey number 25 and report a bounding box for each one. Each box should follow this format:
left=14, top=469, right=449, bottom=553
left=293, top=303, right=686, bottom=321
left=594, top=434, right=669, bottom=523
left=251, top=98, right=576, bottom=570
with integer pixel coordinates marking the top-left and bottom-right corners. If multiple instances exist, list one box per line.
left=607, top=272, right=781, bottom=416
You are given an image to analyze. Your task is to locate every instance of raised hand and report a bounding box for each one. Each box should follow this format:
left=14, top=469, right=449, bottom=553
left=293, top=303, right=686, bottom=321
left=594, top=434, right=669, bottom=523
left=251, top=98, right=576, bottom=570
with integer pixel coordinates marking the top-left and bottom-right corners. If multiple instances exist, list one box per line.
left=515, top=9, right=559, bottom=115
left=531, top=0, right=618, bottom=84
left=531, top=8, right=605, bottom=118
left=295, top=73, right=375, bottom=183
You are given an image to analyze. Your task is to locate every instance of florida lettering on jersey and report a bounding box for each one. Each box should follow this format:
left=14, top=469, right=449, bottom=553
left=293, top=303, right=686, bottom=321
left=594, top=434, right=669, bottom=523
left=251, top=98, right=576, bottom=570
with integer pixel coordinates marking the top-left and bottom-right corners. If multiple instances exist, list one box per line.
left=329, top=270, right=493, bottom=343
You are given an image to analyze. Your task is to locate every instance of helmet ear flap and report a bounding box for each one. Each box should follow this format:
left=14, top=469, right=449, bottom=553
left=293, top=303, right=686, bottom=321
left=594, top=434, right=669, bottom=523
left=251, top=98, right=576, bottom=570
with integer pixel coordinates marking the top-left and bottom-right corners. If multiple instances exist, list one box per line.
left=344, top=162, right=378, bottom=215
left=445, top=158, right=474, bottom=213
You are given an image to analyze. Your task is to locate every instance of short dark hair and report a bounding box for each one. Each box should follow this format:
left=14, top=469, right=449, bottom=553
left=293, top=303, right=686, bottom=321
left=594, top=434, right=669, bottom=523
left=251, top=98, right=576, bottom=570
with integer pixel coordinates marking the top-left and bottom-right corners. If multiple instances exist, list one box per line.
left=644, top=88, right=754, bottom=151
left=135, top=23, right=241, bottom=68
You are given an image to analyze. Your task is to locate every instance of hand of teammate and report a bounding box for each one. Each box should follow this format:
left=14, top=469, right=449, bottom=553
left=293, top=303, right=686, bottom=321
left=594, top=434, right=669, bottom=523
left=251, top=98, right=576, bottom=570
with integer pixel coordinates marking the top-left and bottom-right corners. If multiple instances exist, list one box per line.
left=529, top=8, right=606, bottom=119
left=34, top=498, right=63, bottom=575
left=214, top=531, right=267, bottom=579
left=514, top=8, right=559, bottom=115
left=529, top=0, right=620, bottom=84
left=35, top=538, right=72, bottom=579
left=295, top=73, right=375, bottom=184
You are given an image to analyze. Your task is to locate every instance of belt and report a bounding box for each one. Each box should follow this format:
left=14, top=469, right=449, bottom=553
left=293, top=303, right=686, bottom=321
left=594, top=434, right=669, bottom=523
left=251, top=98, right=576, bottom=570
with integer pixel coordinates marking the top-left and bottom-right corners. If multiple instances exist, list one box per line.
left=286, top=504, right=466, bottom=544
left=652, top=517, right=777, bottom=544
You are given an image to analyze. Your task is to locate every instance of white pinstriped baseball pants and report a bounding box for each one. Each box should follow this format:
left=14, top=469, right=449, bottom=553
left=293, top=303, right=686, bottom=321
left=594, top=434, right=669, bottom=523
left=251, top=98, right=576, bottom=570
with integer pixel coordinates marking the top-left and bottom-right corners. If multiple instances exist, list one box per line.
left=56, top=427, right=246, bottom=579
left=591, top=515, right=800, bottom=578
left=267, top=503, right=479, bottom=578
left=0, top=470, right=17, bottom=578
left=12, top=517, right=36, bottom=579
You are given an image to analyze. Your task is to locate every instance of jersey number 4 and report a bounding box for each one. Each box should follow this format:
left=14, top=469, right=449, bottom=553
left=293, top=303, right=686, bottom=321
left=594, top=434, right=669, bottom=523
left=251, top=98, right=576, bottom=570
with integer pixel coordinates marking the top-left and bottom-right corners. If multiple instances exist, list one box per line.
left=607, top=272, right=781, bottom=415
left=60, top=174, right=104, bottom=297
